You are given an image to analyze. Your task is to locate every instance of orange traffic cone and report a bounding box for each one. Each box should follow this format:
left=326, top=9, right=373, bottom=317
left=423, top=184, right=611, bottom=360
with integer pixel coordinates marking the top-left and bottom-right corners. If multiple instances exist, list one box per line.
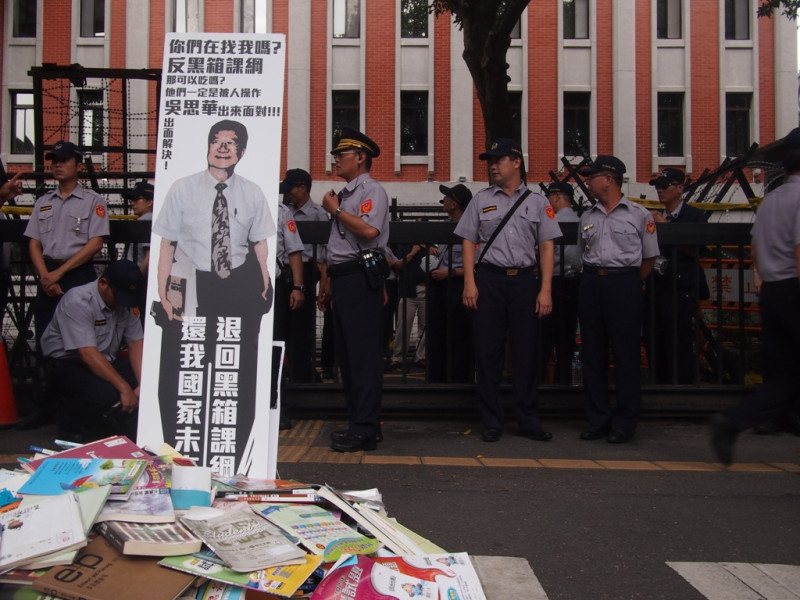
left=0, top=341, right=19, bottom=427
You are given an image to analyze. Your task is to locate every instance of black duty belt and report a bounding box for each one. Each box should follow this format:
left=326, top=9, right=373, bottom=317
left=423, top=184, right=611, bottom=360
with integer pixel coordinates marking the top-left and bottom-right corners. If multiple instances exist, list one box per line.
left=479, top=263, right=535, bottom=277
left=583, top=266, right=638, bottom=276
left=43, top=256, right=66, bottom=267
left=328, top=260, right=361, bottom=278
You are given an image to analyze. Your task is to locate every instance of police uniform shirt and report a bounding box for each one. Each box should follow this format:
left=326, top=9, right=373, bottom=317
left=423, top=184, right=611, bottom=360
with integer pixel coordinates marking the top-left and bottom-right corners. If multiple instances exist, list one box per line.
left=24, top=184, right=110, bottom=260
left=554, top=206, right=582, bottom=276
left=578, top=196, right=659, bottom=268
left=751, top=173, right=800, bottom=282
left=326, top=173, right=390, bottom=264
left=125, top=212, right=152, bottom=266
left=454, top=183, right=562, bottom=267
left=291, top=199, right=329, bottom=262
left=275, top=203, right=305, bottom=278
left=41, top=280, right=143, bottom=362
left=153, top=170, right=276, bottom=272
left=437, top=218, right=469, bottom=271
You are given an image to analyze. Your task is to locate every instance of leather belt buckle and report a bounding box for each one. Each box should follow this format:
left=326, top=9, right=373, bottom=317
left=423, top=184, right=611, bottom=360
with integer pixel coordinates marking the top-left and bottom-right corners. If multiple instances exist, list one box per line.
left=598, top=267, right=609, bottom=276
left=506, top=268, right=518, bottom=276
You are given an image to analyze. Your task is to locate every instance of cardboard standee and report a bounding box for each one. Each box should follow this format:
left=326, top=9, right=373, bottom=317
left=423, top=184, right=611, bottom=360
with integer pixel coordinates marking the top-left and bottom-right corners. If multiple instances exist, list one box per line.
left=0, top=341, right=18, bottom=426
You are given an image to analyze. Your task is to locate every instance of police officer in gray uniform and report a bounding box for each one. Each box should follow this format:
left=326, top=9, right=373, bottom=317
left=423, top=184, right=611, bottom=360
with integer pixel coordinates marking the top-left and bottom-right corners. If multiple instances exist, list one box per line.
left=318, top=127, right=390, bottom=452
left=577, top=156, right=659, bottom=443
left=711, top=128, right=800, bottom=464
left=455, top=138, right=561, bottom=443
left=41, top=260, right=144, bottom=441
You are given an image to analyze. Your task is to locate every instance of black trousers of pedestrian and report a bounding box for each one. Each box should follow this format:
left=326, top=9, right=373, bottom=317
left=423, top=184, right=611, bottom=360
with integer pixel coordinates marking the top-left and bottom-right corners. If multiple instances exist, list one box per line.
left=53, top=357, right=139, bottom=439
left=473, top=268, right=542, bottom=432
left=428, top=278, right=473, bottom=383
left=644, top=288, right=698, bottom=384
left=722, top=278, right=800, bottom=432
left=330, top=269, right=383, bottom=438
left=280, top=262, right=319, bottom=382
left=578, top=271, right=643, bottom=433
left=539, top=275, right=580, bottom=385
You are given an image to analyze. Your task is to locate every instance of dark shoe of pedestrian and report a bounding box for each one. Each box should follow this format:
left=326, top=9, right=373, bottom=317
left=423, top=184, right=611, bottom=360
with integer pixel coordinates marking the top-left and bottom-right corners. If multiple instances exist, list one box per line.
left=580, top=426, right=610, bottom=440
left=520, top=428, right=552, bottom=442
left=331, top=428, right=383, bottom=443
left=481, top=428, right=502, bottom=442
left=56, top=427, right=88, bottom=444
left=279, top=417, right=292, bottom=431
left=754, top=419, right=778, bottom=435
left=710, top=413, right=737, bottom=466
left=414, top=359, right=426, bottom=369
left=330, top=433, right=377, bottom=453
left=16, top=410, right=54, bottom=431
left=607, top=429, right=634, bottom=444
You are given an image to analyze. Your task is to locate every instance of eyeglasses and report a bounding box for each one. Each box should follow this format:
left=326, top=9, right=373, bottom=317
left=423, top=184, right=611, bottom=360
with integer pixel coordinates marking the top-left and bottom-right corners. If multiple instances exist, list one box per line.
left=332, top=151, right=360, bottom=161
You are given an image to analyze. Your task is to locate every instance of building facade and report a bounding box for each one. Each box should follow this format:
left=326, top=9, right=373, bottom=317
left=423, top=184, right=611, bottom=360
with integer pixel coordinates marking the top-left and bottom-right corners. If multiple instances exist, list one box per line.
left=1, top=0, right=797, bottom=200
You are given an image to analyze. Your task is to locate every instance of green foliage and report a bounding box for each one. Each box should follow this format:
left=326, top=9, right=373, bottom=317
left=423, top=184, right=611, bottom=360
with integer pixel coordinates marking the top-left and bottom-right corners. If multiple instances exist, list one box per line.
left=757, top=0, right=800, bottom=19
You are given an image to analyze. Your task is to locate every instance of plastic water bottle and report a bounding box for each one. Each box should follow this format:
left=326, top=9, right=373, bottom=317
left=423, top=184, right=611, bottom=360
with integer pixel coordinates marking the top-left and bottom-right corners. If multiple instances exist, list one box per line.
left=571, top=352, right=583, bottom=387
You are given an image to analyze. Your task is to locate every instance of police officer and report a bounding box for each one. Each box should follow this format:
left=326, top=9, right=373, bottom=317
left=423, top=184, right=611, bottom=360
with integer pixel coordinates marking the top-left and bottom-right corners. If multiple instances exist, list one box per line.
left=41, top=260, right=144, bottom=441
left=279, top=168, right=329, bottom=382
left=455, top=138, right=561, bottom=443
left=318, top=127, right=390, bottom=452
left=273, top=202, right=306, bottom=429
left=540, top=182, right=582, bottom=384
left=428, top=184, right=474, bottom=383
left=711, top=128, right=800, bottom=464
left=122, top=181, right=155, bottom=273
left=644, top=168, right=709, bottom=384
left=577, top=156, right=659, bottom=443
left=22, top=141, right=109, bottom=430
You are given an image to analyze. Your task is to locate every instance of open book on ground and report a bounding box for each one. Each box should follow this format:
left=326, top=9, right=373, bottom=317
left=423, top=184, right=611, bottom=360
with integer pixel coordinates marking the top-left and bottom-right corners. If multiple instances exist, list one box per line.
left=18, top=458, right=148, bottom=500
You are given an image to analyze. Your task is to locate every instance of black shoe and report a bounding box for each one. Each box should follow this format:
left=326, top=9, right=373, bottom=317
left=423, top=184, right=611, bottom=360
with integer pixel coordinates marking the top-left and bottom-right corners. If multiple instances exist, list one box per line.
left=580, top=426, right=610, bottom=440
left=481, top=428, right=502, bottom=442
left=16, top=411, right=54, bottom=431
left=331, top=429, right=382, bottom=443
left=56, top=427, right=88, bottom=444
left=330, top=433, right=377, bottom=453
left=607, top=429, right=634, bottom=444
left=520, top=428, right=552, bottom=442
left=711, top=413, right=737, bottom=465
left=279, top=418, right=292, bottom=431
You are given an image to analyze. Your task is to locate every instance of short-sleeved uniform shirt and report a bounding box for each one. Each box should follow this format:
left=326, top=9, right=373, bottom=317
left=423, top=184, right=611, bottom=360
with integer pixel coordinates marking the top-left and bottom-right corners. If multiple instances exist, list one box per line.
left=578, top=196, right=659, bottom=268
left=291, top=199, right=329, bottom=262
left=454, top=183, right=562, bottom=267
left=276, top=203, right=305, bottom=278
left=41, top=279, right=144, bottom=362
left=751, top=173, right=800, bottom=282
left=153, top=170, right=276, bottom=272
left=325, top=173, right=390, bottom=264
left=437, top=218, right=471, bottom=271
left=24, top=184, right=110, bottom=260
left=125, top=212, right=152, bottom=266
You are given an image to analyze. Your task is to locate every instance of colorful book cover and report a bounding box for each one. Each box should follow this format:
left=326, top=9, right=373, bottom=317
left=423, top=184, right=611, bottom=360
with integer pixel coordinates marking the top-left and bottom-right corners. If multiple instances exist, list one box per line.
left=22, top=436, right=149, bottom=474
left=309, top=555, right=437, bottom=600
left=373, top=553, right=487, bottom=600
left=95, top=457, right=175, bottom=523
left=17, top=458, right=148, bottom=500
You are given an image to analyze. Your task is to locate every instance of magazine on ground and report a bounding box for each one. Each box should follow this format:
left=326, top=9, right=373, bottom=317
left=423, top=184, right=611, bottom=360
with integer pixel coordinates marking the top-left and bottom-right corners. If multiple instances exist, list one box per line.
left=18, top=458, right=148, bottom=500
left=373, top=553, right=488, bottom=600
left=21, top=436, right=149, bottom=474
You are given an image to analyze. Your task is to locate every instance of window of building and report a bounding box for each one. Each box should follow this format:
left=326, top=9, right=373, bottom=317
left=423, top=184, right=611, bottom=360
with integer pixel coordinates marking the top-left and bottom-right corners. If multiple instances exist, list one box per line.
left=12, top=0, right=37, bottom=38
left=400, top=91, right=428, bottom=155
left=80, top=0, right=105, bottom=37
left=10, top=92, right=34, bottom=154
left=509, top=92, right=522, bottom=143
left=79, top=90, right=104, bottom=150
left=657, top=92, right=684, bottom=157
left=725, top=0, right=749, bottom=40
left=332, top=91, right=360, bottom=141
left=171, top=0, right=187, bottom=33
left=563, top=92, right=590, bottom=156
left=401, top=0, right=428, bottom=38
left=656, top=0, right=681, bottom=39
left=564, top=0, right=589, bottom=40
left=333, top=0, right=360, bottom=39
left=510, top=18, right=521, bottom=40
left=725, top=93, right=751, bottom=157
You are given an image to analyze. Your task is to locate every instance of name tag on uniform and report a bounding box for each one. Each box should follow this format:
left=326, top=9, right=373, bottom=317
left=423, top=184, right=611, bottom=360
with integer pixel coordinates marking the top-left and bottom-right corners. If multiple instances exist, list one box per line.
left=40, top=205, right=53, bottom=212
left=482, top=206, right=497, bottom=213
left=94, top=319, right=107, bottom=326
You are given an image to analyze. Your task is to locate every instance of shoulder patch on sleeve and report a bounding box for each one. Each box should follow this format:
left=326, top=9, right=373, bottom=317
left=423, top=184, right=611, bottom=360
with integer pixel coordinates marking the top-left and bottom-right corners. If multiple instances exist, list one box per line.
left=360, top=199, right=373, bottom=214
left=95, top=204, right=106, bottom=218
left=287, top=220, right=297, bottom=234
left=646, top=220, right=656, bottom=234
left=545, top=205, right=555, bottom=219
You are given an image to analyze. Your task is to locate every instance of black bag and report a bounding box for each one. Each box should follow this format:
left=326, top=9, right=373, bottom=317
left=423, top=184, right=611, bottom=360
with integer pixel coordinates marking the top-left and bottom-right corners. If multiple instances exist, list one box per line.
left=358, top=248, right=390, bottom=290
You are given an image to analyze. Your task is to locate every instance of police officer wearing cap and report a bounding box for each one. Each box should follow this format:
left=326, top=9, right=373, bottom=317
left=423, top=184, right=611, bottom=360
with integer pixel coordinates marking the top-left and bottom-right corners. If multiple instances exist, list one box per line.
left=122, top=181, right=155, bottom=273
left=455, top=138, right=561, bottom=443
left=318, top=127, right=390, bottom=452
left=41, top=260, right=144, bottom=441
left=22, top=140, right=109, bottom=430
left=644, top=168, right=709, bottom=384
left=279, top=168, right=329, bottom=382
left=428, top=183, right=474, bottom=383
left=577, top=156, right=659, bottom=444
left=540, top=181, right=582, bottom=384
left=711, top=128, right=800, bottom=465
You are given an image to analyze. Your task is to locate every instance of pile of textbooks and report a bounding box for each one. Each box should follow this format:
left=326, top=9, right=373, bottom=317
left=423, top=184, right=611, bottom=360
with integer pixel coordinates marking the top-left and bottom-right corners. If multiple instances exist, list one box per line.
left=0, top=436, right=488, bottom=600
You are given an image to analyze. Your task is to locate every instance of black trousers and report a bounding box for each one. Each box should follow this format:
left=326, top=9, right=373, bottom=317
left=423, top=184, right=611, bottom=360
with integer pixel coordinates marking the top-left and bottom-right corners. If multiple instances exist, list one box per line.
left=578, top=271, right=643, bottom=433
left=644, top=287, right=698, bottom=384
left=427, top=278, right=473, bottom=383
left=330, top=269, right=383, bottom=438
left=473, top=268, right=542, bottom=432
left=53, top=357, right=139, bottom=439
left=539, top=275, right=580, bottom=385
left=723, top=278, right=800, bottom=432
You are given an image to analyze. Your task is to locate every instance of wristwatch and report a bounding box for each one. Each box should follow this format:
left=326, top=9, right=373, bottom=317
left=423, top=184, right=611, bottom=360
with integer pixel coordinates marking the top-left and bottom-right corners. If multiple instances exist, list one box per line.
left=292, top=285, right=305, bottom=293
left=334, top=207, right=343, bottom=217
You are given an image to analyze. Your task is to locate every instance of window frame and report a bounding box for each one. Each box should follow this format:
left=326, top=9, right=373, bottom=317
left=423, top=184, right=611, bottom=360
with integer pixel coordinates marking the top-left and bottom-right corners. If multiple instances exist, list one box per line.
left=725, top=92, right=752, bottom=158
left=563, top=91, right=591, bottom=158
left=11, top=0, right=37, bottom=38
left=399, top=90, right=429, bottom=157
left=724, top=0, right=750, bottom=41
left=332, top=0, right=361, bottom=40
left=400, top=0, right=428, bottom=39
left=563, top=0, right=589, bottom=40
left=78, top=89, right=105, bottom=151
left=656, top=0, right=682, bottom=40
left=10, top=90, right=35, bottom=156
left=657, top=92, right=685, bottom=158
